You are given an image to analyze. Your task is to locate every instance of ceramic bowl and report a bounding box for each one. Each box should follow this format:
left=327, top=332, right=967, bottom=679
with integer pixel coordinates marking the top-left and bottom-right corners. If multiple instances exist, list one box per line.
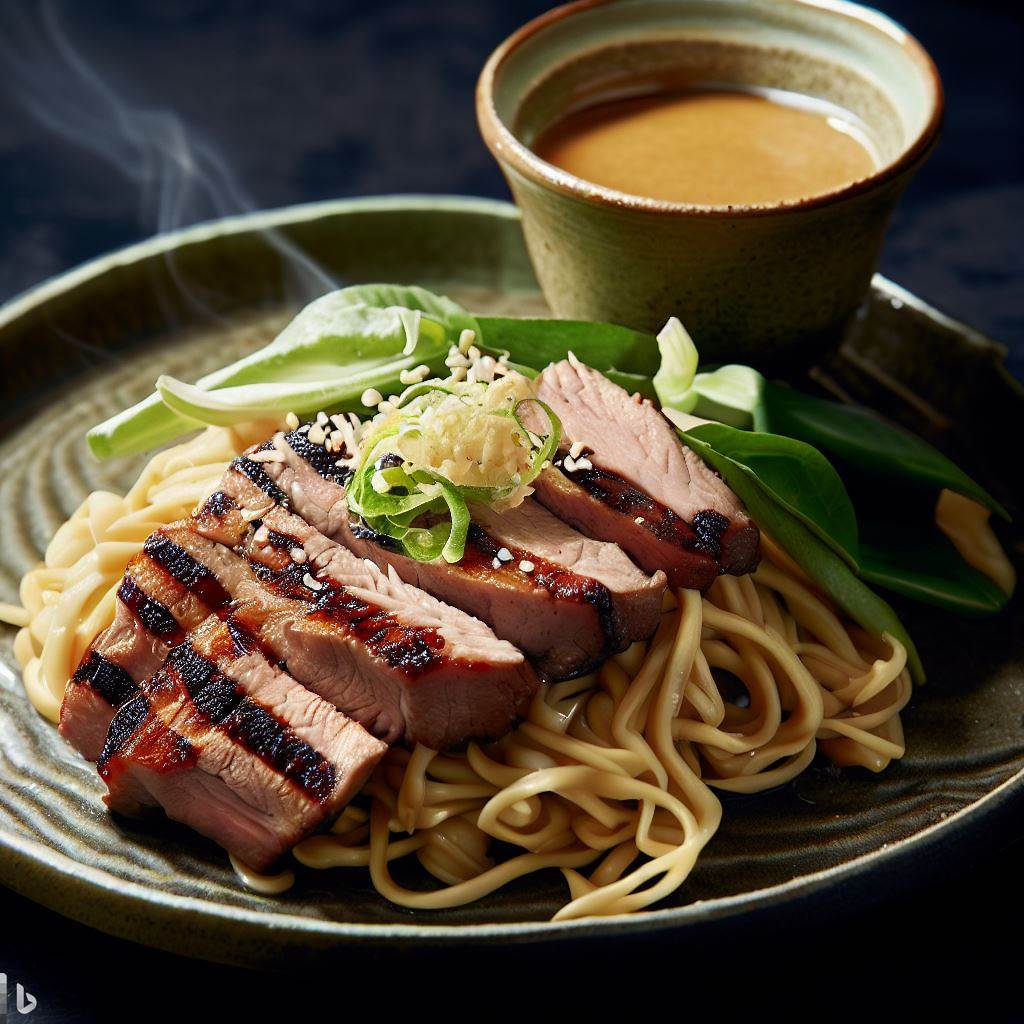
left=477, top=0, right=944, bottom=365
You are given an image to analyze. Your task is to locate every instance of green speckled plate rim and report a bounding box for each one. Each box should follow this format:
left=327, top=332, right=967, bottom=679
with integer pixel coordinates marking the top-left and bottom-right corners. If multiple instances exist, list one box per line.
left=0, top=194, right=1019, bottom=954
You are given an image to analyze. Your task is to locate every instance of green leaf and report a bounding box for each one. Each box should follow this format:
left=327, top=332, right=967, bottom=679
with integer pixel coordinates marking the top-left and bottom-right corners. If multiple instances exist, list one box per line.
left=858, top=524, right=1009, bottom=617
left=88, top=286, right=472, bottom=458
left=153, top=315, right=449, bottom=425
left=757, top=381, right=1008, bottom=520
left=687, top=364, right=765, bottom=428
left=683, top=421, right=860, bottom=569
left=680, top=428, right=924, bottom=683
left=653, top=317, right=699, bottom=412
left=331, top=283, right=479, bottom=343
left=476, top=316, right=659, bottom=395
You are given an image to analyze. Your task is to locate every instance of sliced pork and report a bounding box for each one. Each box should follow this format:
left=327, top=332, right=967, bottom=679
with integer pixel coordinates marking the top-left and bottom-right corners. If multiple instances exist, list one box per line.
left=531, top=355, right=761, bottom=590
left=100, top=614, right=386, bottom=871
left=60, top=531, right=233, bottom=760
left=258, top=430, right=666, bottom=678
left=211, top=499, right=537, bottom=749
left=191, top=455, right=539, bottom=748
left=66, top=436, right=538, bottom=758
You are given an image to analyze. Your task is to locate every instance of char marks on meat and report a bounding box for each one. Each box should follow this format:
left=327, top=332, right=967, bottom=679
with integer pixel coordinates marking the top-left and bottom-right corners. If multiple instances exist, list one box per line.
left=232, top=499, right=538, bottom=748
left=63, top=364, right=736, bottom=870
left=260, top=431, right=666, bottom=679
left=63, top=439, right=539, bottom=761
left=100, top=615, right=385, bottom=872
left=531, top=355, right=760, bottom=590
left=60, top=530, right=237, bottom=760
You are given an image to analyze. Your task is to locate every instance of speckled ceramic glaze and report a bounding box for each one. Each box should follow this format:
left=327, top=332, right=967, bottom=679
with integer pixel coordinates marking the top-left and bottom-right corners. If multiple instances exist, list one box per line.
left=477, top=0, right=943, bottom=364
left=0, top=198, right=1021, bottom=967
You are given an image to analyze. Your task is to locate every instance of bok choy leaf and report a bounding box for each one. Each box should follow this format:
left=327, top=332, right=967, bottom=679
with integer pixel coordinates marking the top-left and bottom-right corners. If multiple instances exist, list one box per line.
left=475, top=316, right=658, bottom=396
left=653, top=317, right=699, bottom=412
left=87, top=285, right=476, bottom=459
left=680, top=420, right=860, bottom=569
left=679, top=426, right=925, bottom=683
left=858, top=525, right=1009, bottom=617
left=756, top=381, right=1008, bottom=519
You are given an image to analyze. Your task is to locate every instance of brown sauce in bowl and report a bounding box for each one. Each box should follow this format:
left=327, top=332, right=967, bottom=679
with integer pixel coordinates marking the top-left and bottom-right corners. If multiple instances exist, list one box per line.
left=533, top=87, right=877, bottom=206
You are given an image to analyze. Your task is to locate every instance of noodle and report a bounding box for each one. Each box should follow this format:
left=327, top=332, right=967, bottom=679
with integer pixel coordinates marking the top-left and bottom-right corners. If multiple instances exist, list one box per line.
left=936, top=488, right=1016, bottom=596
left=295, top=559, right=911, bottom=918
left=1, top=419, right=916, bottom=918
left=0, top=420, right=280, bottom=721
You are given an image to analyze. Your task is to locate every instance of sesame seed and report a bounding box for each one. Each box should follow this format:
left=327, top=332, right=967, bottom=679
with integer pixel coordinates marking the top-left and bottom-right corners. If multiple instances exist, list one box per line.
left=298, top=423, right=310, bottom=433
left=445, top=349, right=470, bottom=368
left=634, top=516, right=645, bottom=525
left=253, top=525, right=269, bottom=543
left=371, top=471, right=391, bottom=494
left=361, top=388, right=384, bottom=408
left=291, top=547, right=307, bottom=563
left=285, top=412, right=300, bottom=430
left=248, top=449, right=285, bottom=464
left=519, top=560, right=535, bottom=573
left=473, top=356, right=496, bottom=383
left=491, top=557, right=502, bottom=570
left=307, top=424, right=326, bottom=445
left=569, top=440, right=588, bottom=459
left=400, top=365, right=429, bottom=385
left=316, top=411, right=329, bottom=426
left=497, top=547, right=513, bottom=562
left=574, top=457, right=593, bottom=471
left=241, top=506, right=270, bottom=522
left=563, top=456, right=577, bottom=473
left=302, top=572, right=323, bottom=592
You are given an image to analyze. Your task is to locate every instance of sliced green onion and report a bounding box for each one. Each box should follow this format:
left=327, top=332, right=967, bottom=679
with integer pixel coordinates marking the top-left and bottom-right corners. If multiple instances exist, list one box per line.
left=345, top=389, right=560, bottom=565
left=513, top=399, right=561, bottom=486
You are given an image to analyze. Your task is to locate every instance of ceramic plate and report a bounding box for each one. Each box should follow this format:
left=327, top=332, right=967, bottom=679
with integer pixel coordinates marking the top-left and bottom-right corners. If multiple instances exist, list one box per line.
left=0, top=196, right=1020, bottom=966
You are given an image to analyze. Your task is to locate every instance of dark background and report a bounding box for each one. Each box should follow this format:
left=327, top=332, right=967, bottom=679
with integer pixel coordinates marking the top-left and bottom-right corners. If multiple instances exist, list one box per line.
left=0, top=1, right=1021, bottom=1019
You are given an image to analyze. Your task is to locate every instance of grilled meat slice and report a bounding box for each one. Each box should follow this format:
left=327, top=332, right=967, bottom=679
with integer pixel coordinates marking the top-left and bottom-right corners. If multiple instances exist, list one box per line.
left=60, top=532, right=233, bottom=760
left=100, top=614, right=385, bottom=871
left=531, top=355, right=761, bottom=589
left=259, top=430, right=666, bottom=678
left=66, top=430, right=537, bottom=758
left=241, top=503, right=538, bottom=746
left=190, top=457, right=540, bottom=749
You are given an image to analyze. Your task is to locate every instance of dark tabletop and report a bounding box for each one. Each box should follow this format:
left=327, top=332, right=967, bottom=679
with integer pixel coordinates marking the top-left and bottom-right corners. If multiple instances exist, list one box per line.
left=0, top=1, right=1021, bottom=1019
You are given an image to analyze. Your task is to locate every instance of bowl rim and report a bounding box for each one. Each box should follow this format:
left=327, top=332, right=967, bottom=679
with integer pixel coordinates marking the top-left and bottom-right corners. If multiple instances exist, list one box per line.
left=0, top=195, right=1020, bottom=953
left=476, top=0, right=945, bottom=218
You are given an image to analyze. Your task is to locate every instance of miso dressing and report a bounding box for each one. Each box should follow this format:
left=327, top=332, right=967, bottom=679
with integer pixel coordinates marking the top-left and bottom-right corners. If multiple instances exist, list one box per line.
left=533, top=88, right=878, bottom=206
